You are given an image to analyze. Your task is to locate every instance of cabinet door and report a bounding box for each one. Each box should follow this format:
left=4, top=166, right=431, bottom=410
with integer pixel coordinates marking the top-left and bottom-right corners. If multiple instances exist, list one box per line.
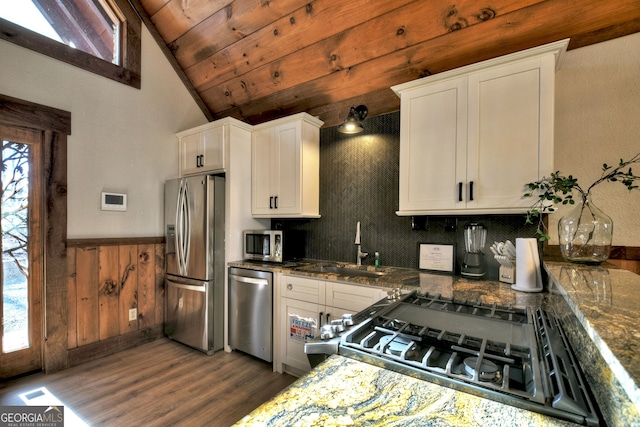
left=280, top=298, right=322, bottom=373
left=252, top=127, right=276, bottom=214
left=272, top=121, right=301, bottom=214
left=278, top=276, right=324, bottom=374
left=179, top=133, right=202, bottom=176
left=398, top=78, right=468, bottom=213
left=466, top=56, right=554, bottom=210
left=201, top=126, right=225, bottom=172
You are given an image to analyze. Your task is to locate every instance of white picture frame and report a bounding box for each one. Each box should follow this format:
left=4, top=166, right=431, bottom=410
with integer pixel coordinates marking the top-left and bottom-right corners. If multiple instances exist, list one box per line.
left=418, top=243, right=455, bottom=274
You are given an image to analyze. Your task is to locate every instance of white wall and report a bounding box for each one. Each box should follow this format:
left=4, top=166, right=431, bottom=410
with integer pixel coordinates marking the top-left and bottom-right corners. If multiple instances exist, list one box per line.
left=0, top=28, right=208, bottom=238
left=554, top=32, right=640, bottom=246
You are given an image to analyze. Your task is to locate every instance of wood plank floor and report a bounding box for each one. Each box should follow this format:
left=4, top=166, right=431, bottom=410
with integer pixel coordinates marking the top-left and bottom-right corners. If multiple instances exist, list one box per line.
left=0, top=338, right=297, bottom=426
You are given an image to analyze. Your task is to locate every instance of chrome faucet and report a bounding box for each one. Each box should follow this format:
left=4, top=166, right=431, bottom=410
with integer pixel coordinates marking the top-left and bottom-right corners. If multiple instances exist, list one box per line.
left=355, top=221, right=368, bottom=265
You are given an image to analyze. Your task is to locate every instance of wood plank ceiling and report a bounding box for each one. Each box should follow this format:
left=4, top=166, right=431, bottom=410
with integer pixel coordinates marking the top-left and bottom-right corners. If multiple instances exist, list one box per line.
left=135, top=0, right=640, bottom=128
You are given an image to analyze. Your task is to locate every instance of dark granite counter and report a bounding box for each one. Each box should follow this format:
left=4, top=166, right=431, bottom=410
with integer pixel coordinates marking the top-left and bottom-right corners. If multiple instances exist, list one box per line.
left=228, top=258, right=640, bottom=425
left=544, top=261, right=640, bottom=426
left=229, top=259, right=546, bottom=306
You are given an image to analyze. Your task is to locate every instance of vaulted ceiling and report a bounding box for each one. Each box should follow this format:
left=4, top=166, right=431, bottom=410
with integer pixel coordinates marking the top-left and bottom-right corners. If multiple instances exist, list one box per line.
left=134, top=0, right=640, bottom=128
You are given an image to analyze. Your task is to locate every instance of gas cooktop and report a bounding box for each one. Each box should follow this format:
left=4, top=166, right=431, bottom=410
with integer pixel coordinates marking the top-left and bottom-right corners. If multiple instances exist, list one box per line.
left=309, top=290, right=601, bottom=426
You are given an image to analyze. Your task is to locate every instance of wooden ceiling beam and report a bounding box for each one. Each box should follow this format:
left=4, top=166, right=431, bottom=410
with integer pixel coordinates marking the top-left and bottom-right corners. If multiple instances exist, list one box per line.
left=138, top=0, right=169, bottom=16
left=148, top=0, right=231, bottom=42
left=184, top=0, right=417, bottom=93
left=209, top=0, right=640, bottom=126
left=170, top=0, right=309, bottom=68
left=199, top=0, right=542, bottom=114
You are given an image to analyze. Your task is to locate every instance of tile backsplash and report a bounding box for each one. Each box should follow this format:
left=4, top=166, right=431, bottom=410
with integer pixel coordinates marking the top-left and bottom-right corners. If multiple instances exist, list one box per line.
left=275, top=111, right=538, bottom=280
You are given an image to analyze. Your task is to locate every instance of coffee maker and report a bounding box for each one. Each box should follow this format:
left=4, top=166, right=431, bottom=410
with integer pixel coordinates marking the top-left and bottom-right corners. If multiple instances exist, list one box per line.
left=461, top=223, right=487, bottom=278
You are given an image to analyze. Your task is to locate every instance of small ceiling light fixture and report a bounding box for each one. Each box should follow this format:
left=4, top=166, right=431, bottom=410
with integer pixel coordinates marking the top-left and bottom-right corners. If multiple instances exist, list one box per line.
left=338, top=105, right=368, bottom=134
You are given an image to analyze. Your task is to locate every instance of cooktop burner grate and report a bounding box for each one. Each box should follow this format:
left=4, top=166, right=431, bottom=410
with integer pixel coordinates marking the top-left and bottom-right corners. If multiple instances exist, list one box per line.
left=409, top=293, right=529, bottom=323
left=338, top=291, right=601, bottom=426
left=344, top=316, right=541, bottom=401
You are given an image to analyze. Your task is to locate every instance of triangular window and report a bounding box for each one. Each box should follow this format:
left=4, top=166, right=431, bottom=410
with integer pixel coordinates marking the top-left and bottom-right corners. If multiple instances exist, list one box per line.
left=0, top=0, right=141, bottom=88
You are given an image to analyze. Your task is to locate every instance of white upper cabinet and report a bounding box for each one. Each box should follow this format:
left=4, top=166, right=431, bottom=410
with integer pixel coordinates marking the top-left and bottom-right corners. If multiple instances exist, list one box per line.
left=393, top=39, right=568, bottom=215
left=252, top=113, right=323, bottom=218
left=178, top=123, right=225, bottom=176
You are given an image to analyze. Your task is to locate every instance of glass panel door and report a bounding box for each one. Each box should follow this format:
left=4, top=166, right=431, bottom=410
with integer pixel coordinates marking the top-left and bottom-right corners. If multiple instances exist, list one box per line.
left=2, top=141, right=30, bottom=352
left=0, top=126, right=43, bottom=378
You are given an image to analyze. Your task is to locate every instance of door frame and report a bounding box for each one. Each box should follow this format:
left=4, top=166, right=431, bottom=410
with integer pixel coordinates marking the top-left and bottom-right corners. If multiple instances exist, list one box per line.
left=0, top=94, right=70, bottom=373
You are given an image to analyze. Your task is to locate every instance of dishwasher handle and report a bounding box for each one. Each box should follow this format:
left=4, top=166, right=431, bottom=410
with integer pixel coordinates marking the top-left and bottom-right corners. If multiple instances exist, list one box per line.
left=229, top=273, right=269, bottom=287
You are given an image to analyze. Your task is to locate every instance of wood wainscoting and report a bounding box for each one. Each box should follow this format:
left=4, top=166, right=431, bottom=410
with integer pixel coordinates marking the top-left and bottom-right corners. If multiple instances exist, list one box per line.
left=66, top=237, right=165, bottom=367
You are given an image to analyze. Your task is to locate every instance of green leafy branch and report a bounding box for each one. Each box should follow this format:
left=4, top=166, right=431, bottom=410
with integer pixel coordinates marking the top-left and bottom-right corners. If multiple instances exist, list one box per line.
left=523, top=153, right=640, bottom=241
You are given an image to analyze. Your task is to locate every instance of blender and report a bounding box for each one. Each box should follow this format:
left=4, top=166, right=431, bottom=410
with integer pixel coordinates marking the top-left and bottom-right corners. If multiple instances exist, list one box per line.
left=461, top=223, right=487, bottom=278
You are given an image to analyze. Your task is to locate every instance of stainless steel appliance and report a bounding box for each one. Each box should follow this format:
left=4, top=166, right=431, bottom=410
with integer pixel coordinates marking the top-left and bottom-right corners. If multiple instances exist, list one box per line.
left=164, top=175, right=225, bottom=355
left=305, top=291, right=600, bottom=426
left=461, top=223, right=487, bottom=278
left=228, top=267, right=273, bottom=362
left=243, top=229, right=304, bottom=263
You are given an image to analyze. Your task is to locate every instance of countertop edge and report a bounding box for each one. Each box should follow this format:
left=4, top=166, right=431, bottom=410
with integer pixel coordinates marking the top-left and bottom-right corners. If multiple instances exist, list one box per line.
left=544, top=261, right=640, bottom=417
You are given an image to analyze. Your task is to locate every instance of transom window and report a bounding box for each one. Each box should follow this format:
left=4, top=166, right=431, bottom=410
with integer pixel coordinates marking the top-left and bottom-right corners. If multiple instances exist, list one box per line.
left=0, top=0, right=141, bottom=88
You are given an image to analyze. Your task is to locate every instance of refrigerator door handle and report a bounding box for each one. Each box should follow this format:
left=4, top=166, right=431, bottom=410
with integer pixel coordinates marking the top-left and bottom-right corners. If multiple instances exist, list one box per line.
left=182, top=179, right=192, bottom=273
left=175, top=179, right=185, bottom=276
left=176, top=178, right=191, bottom=277
left=167, top=280, right=206, bottom=292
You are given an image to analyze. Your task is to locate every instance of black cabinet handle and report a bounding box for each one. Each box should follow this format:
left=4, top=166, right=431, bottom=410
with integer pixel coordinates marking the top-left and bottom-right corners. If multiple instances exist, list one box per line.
left=469, top=181, right=474, bottom=201
left=458, top=182, right=463, bottom=202
left=269, top=196, right=274, bottom=209
left=319, top=312, right=323, bottom=327
left=326, top=313, right=330, bottom=324
left=274, top=196, right=278, bottom=209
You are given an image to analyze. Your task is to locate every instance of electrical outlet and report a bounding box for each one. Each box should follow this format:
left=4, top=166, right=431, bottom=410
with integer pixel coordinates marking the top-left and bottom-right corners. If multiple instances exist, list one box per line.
left=129, top=308, right=137, bottom=321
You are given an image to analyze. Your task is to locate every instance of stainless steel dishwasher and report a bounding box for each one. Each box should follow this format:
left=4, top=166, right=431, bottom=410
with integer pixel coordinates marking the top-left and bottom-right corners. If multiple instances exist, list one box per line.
left=228, top=267, right=273, bottom=362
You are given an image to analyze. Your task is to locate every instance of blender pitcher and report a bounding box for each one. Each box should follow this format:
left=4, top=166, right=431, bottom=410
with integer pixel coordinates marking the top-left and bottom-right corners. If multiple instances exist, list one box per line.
left=461, top=223, right=487, bottom=278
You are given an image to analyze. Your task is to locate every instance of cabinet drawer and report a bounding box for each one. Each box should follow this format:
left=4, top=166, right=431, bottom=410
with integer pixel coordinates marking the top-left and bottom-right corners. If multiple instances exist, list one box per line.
left=281, top=275, right=325, bottom=304
left=326, top=282, right=384, bottom=313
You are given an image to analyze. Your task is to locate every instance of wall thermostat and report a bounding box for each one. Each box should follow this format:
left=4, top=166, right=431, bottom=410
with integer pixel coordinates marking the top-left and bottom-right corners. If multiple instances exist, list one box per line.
left=101, top=192, right=127, bottom=211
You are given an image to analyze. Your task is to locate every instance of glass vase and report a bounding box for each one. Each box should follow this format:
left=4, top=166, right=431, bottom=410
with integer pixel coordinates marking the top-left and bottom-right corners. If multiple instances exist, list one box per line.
left=558, top=193, right=613, bottom=264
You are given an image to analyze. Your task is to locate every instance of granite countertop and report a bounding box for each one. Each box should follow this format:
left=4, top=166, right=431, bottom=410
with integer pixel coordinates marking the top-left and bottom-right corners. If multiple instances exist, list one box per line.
left=234, top=355, right=576, bottom=427
left=544, top=261, right=640, bottom=425
left=229, top=258, right=640, bottom=425
left=229, top=259, right=547, bottom=307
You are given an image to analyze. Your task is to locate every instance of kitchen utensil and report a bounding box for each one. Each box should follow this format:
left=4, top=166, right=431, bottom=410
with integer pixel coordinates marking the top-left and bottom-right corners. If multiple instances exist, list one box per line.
left=491, top=240, right=516, bottom=284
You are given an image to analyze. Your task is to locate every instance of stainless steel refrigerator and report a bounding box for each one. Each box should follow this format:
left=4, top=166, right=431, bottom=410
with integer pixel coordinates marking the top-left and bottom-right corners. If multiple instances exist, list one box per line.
left=164, top=175, right=225, bottom=354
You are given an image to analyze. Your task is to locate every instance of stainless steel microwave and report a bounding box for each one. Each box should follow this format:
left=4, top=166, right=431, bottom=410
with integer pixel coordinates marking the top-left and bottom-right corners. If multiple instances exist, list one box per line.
left=243, top=230, right=304, bottom=263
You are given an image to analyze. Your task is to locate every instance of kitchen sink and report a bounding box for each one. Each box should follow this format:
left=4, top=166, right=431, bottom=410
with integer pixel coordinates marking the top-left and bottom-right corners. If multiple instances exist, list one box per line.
left=303, top=265, right=386, bottom=278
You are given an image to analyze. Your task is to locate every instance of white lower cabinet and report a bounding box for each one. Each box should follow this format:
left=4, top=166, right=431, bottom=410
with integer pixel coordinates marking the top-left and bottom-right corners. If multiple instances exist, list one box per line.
left=275, top=274, right=389, bottom=376
left=279, top=297, right=326, bottom=375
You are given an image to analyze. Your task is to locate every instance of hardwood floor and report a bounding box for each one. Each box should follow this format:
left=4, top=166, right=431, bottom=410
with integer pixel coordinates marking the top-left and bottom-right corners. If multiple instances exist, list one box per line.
left=0, top=338, right=297, bottom=426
